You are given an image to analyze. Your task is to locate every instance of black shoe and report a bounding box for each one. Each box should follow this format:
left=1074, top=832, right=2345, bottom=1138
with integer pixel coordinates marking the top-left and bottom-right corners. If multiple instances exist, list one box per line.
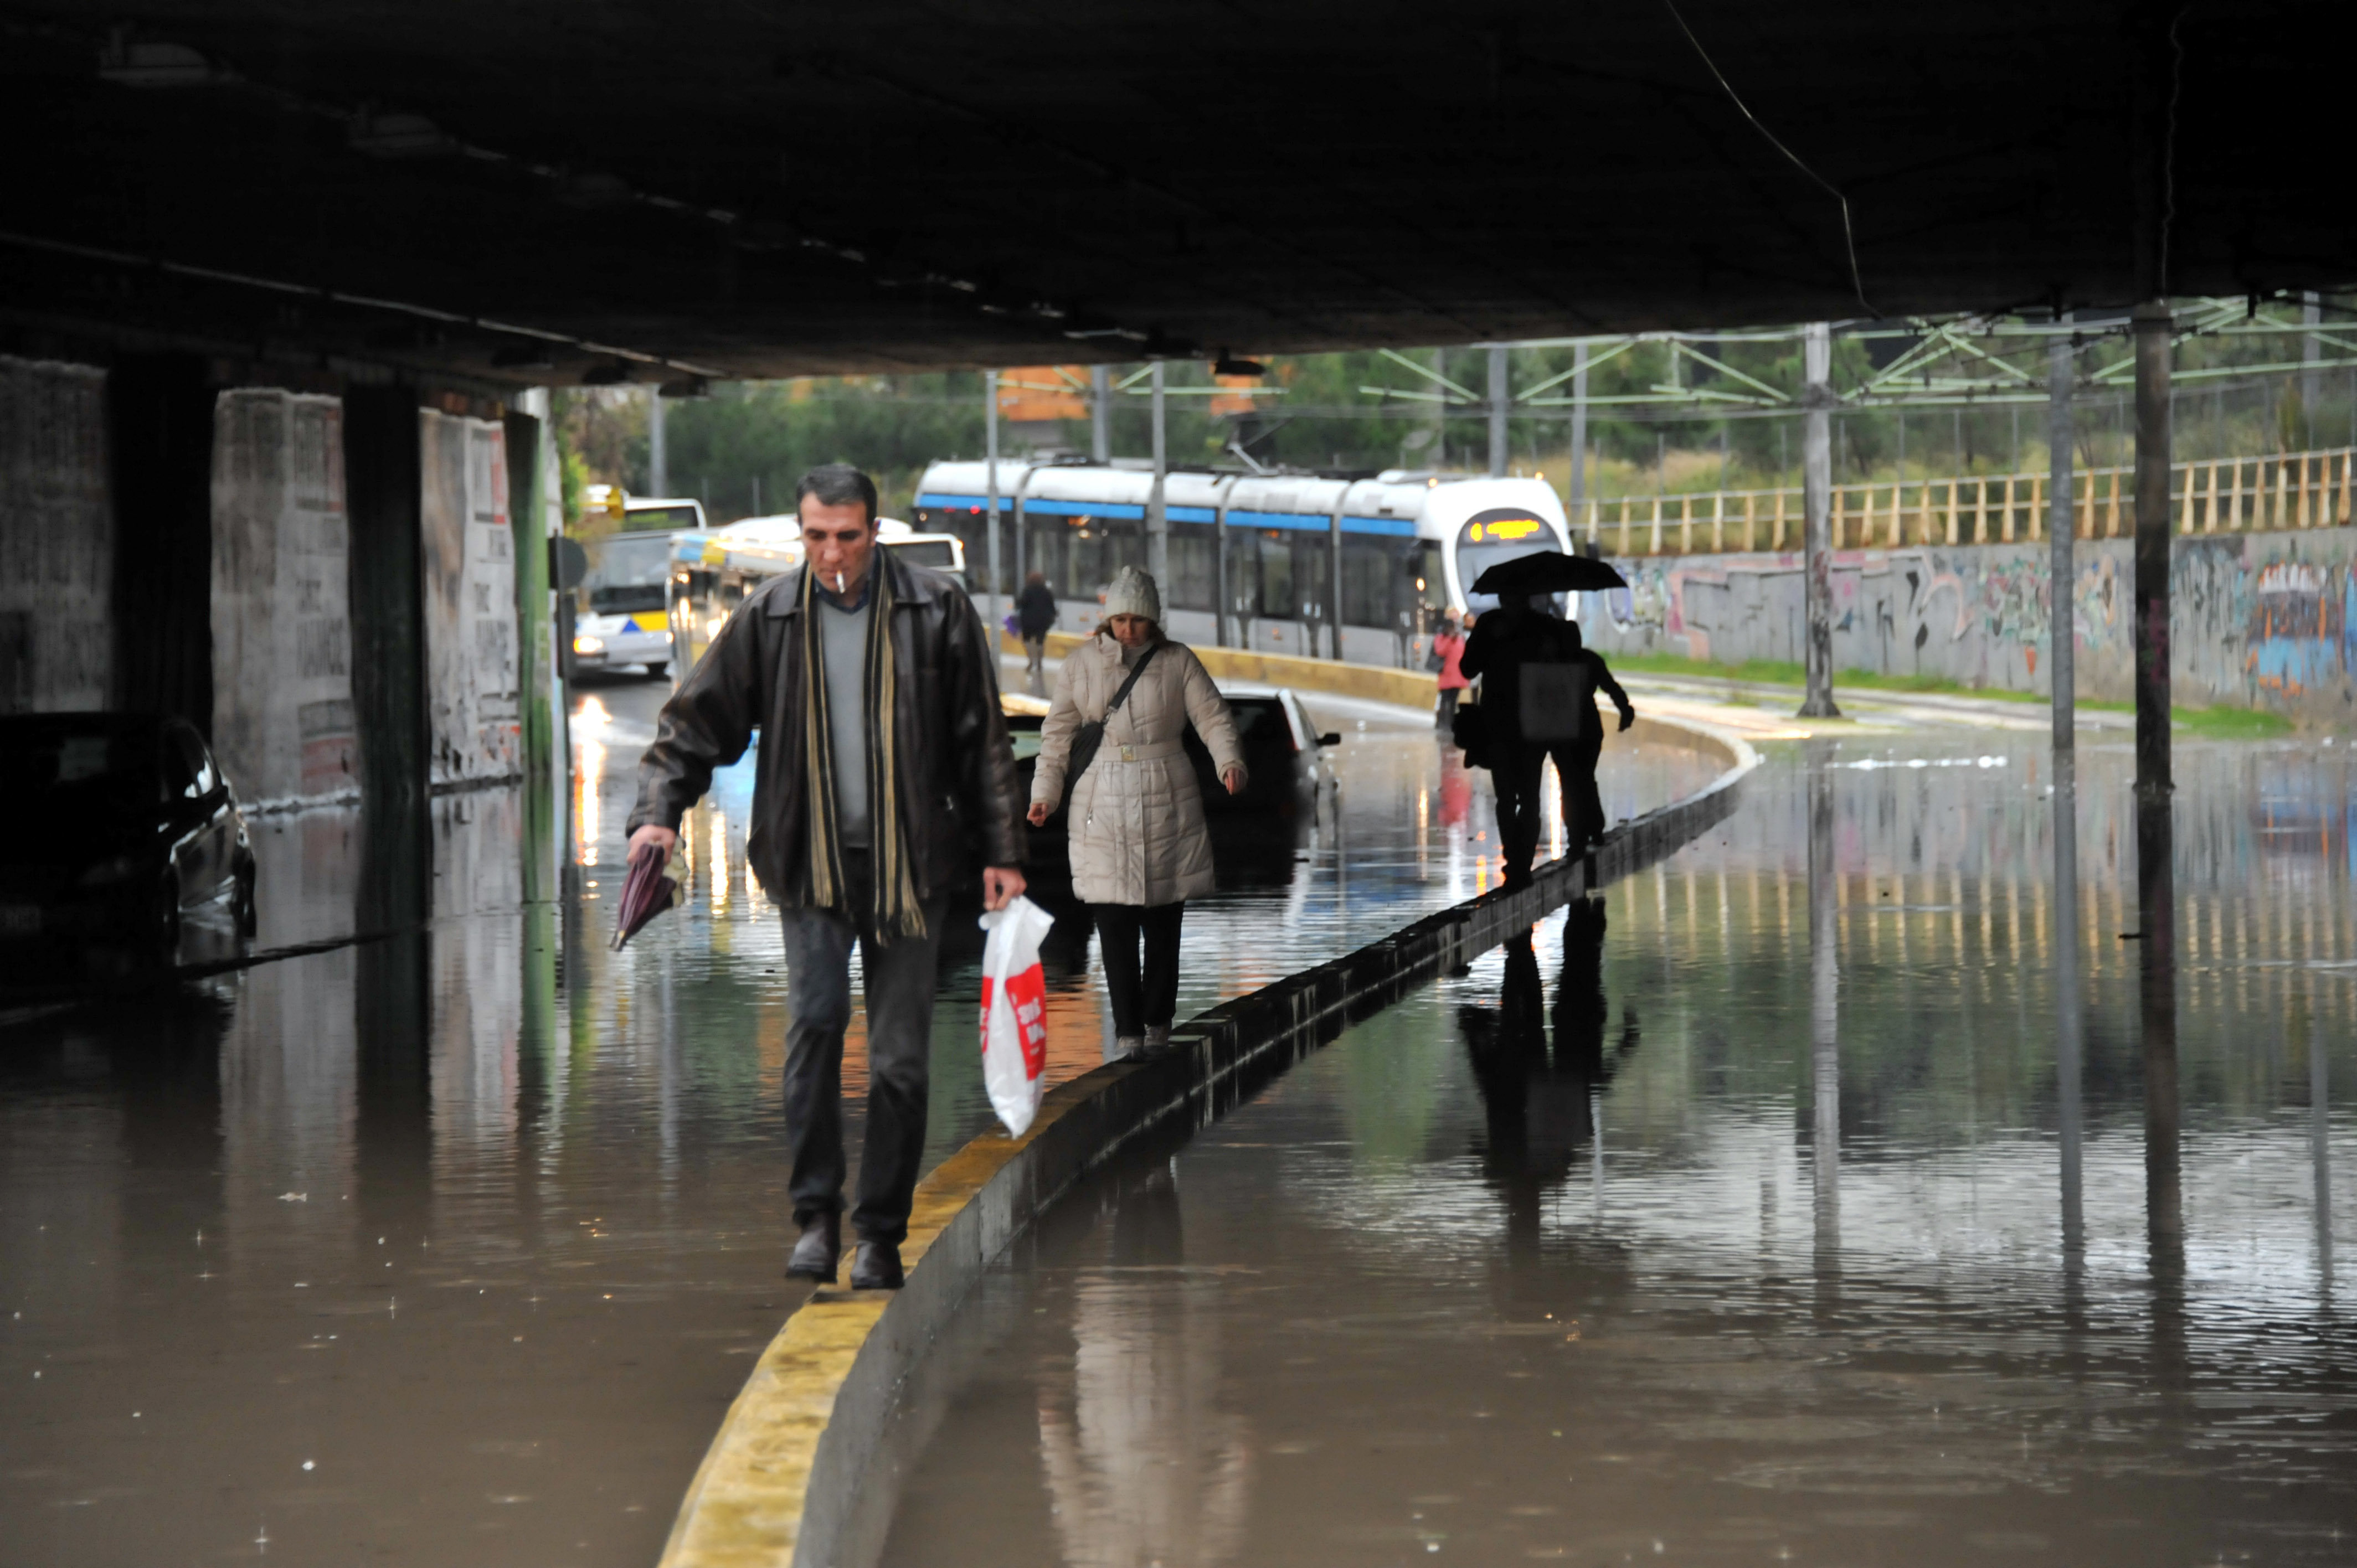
left=785, top=1213, right=839, bottom=1281
left=850, top=1239, right=904, bottom=1291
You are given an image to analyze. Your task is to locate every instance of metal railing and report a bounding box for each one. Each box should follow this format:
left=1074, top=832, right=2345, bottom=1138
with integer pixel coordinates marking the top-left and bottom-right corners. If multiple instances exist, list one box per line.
left=1583, top=445, right=2357, bottom=556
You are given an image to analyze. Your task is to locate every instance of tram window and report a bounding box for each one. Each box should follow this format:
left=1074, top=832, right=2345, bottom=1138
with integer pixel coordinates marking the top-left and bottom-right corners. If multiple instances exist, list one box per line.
left=1414, top=541, right=1445, bottom=609
left=1221, top=530, right=1259, bottom=617
left=1167, top=532, right=1216, bottom=611
left=1340, top=539, right=1399, bottom=627
left=1256, top=533, right=1293, bottom=618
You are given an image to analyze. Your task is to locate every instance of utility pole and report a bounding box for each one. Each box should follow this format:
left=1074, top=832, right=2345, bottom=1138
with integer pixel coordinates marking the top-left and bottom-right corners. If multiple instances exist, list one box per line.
left=2302, top=291, right=2322, bottom=436
left=1568, top=342, right=1591, bottom=548
left=2049, top=314, right=2076, bottom=752
left=1147, top=361, right=1170, bottom=589
left=2132, top=305, right=2173, bottom=797
left=1488, top=344, right=1509, bottom=477
left=647, top=386, right=667, bottom=498
left=985, top=370, right=1003, bottom=631
left=1090, top=364, right=1111, bottom=463
left=1799, top=322, right=1840, bottom=718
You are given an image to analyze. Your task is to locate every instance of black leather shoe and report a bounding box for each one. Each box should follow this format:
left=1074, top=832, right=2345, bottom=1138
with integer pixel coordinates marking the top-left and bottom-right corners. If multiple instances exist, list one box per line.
left=850, top=1239, right=904, bottom=1291
left=785, top=1213, right=839, bottom=1281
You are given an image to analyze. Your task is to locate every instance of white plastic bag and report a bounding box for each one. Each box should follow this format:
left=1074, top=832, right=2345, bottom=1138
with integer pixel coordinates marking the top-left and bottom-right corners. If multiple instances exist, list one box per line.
left=978, top=895, right=1056, bottom=1136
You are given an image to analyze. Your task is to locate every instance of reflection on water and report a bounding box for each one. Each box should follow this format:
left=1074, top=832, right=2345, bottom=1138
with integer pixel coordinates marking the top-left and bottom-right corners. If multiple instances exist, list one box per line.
left=0, top=678, right=1707, bottom=1566
left=878, top=733, right=2357, bottom=1567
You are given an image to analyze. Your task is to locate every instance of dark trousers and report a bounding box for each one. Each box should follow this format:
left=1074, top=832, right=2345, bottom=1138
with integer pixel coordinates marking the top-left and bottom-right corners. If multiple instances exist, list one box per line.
left=1492, top=735, right=1604, bottom=880
left=1093, top=901, right=1185, bottom=1036
left=776, top=851, right=948, bottom=1245
left=1436, top=687, right=1461, bottom=729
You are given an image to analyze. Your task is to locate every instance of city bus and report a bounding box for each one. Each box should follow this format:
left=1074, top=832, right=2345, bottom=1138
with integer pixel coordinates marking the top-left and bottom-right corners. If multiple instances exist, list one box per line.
left=907, top=462, right=1572, bottom=667
left=665, top=514, right=969, bottom=688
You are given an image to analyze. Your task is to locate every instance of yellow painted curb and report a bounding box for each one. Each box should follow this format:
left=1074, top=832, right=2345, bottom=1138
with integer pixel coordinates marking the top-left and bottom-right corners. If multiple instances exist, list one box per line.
left=1001, top=628, right=1439, bottom=710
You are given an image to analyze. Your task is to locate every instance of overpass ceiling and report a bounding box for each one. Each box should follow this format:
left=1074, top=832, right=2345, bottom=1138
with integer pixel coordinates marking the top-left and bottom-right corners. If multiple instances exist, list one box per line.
left=3, top=1, right=2345, bottom=385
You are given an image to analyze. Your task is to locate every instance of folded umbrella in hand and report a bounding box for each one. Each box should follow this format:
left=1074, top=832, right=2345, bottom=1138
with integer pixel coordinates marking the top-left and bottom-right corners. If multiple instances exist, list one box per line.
left=611, top=840, right=679, bottom=951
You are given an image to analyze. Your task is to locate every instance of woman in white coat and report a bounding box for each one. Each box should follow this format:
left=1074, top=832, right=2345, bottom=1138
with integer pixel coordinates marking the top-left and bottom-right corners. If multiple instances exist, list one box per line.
left=1028, top=567, right=1247, bottom=1057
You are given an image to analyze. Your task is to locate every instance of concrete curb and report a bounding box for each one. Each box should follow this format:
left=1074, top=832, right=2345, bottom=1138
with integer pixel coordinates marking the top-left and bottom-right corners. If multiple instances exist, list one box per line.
left=657, top=718, right=1760, bottom=1568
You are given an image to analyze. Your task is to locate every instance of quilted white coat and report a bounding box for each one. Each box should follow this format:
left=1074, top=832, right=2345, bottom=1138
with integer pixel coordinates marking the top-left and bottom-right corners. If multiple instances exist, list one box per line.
left=1031, top=633, right=1247, bottom=906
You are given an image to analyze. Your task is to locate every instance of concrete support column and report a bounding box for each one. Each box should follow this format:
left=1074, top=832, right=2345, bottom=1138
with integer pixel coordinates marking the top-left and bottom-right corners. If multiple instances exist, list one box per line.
left=105, top=354, right=214, bottom=730
left=505, top=404, right=558, bottom=905
left=2047, top=317, right=2076, bottom=751
left=1487, top=345, right=1509, bottom=477
left=1090, top=364, right=1111, bottom=463
left=343, top=383, right=431, bottom=933
left=2132, top=302, right=2172, bottom=797
left=984, top=371, right=1002, bottom=630
left=1798, top=324, right=1840, bottom=718
left=1147, top=362, right=1169, bottom=589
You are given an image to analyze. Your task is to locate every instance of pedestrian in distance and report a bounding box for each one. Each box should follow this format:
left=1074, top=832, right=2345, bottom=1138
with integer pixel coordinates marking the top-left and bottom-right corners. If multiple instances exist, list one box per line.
left=1430, top=610, right=1470, bottom=731
left=1459, top=593, right=1633, bottom=886
left=1016, top=569, right=1060, bottom=697
left=626, top=463, right=1028, bottom=1292
left=1027, top=566, right=1247, bottom=1059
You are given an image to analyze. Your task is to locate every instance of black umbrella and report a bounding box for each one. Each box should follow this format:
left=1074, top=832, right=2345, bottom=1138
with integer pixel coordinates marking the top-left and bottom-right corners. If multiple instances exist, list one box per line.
left=1470, top=550, right=1628, bottom=596
left=611, top=839, right=679, bottom=951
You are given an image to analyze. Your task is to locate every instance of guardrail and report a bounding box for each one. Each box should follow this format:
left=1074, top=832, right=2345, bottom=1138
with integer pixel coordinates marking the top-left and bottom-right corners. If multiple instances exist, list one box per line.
left=1582, top=445, right=2356, bottom=556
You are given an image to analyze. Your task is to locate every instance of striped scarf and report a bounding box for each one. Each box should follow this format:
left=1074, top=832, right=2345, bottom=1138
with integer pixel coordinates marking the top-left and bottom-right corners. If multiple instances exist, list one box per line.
left=798, top=559, right=925, bottom=941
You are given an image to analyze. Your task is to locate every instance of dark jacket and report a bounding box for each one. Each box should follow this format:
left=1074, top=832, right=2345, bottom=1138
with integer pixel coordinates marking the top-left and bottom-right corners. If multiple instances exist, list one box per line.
left=1460, top=610, right=1632, bottom=745
left=627, top=554, right=1027, bottom=902
left=1016, top=581, right=1060, bottom=638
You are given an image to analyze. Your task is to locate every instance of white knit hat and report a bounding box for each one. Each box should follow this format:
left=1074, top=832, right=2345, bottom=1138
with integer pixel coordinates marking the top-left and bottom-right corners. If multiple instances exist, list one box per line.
left=1102, top=565, right=1162, bottom=623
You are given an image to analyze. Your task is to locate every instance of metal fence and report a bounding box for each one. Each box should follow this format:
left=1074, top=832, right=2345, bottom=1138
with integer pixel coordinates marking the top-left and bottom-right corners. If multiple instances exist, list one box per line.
left=1583, top=445, right=2357, bottom=556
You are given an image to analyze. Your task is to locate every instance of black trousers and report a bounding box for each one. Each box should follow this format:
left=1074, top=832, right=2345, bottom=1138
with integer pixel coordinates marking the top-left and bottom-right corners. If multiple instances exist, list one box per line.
left=776, top=851, right=948, bottom=1245
left=1492, top=732, right=1605, bottom=880
left=1093, top=901, right=1185, bottom=1036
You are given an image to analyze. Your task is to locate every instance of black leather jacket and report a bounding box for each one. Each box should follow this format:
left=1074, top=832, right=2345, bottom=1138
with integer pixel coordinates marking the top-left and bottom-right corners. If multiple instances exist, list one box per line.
left=627, top=554, right=1027, bottom=903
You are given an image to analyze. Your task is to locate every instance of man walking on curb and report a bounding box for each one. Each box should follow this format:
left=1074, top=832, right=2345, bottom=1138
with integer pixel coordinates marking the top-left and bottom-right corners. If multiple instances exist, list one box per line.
left=626, top=464, right=1028, bottom=1290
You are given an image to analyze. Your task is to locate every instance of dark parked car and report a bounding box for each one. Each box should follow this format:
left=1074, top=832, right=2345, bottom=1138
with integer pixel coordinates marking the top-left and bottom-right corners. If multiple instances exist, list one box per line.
left=0, top=713, right=255, bottom=969
left=1008, top=682, right=1338, bottom=896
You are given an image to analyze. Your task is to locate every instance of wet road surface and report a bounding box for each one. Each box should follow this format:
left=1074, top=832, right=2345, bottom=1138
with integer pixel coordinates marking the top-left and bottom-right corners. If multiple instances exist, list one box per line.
left=0, top=672, right=1703, bottom=1566
left=877, top=732, right=2357, bottom=1567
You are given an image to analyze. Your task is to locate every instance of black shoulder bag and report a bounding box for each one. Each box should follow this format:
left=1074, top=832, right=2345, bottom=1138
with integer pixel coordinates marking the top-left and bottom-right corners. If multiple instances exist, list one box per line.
left=1057, top=646, right=1157, bottom=812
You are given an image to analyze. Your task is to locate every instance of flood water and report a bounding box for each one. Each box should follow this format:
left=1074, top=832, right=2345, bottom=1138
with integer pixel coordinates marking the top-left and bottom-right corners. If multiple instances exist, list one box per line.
left=877, top=733, right=2357, bottom=1568
left=0, top=675, right=1705, bottom=1566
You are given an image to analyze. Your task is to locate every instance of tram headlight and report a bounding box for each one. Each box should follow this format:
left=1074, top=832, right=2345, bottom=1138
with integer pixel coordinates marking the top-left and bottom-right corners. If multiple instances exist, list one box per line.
left=574, top=635, right=605, bottom=655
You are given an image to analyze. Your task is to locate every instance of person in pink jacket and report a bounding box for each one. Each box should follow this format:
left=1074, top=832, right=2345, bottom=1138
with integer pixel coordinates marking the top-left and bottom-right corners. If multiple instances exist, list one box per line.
left=1432, top=611, right=1471, bottom=730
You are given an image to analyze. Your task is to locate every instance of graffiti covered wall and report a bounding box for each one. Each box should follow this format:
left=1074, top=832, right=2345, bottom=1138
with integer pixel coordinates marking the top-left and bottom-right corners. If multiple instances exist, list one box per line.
left=0, top=356, right=112, bottom=713
left=1579, top=527, right=2357, bottom=726
left=211, top=389, right=358, bottom=805
left=419, top=410, right=519, bottom=785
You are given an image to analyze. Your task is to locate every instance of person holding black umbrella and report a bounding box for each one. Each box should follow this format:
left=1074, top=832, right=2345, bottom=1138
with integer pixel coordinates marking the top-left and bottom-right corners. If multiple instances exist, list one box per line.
left=1458, top=553, right=1635, bottom=885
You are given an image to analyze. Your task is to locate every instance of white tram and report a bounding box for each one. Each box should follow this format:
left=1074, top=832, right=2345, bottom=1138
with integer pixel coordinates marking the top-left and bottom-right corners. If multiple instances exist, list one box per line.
left=909, top=462, right=1573, bottom=667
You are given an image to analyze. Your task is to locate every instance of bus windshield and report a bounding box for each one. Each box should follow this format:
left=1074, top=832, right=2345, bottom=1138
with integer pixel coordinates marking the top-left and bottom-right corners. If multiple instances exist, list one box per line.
left=583, top=534, right=675, bottom=614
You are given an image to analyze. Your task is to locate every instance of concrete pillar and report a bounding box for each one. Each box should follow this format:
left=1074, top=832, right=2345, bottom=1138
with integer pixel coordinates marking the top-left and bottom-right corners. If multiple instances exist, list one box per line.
left=1798, top=324, right=1840, bottom=718
left=1090, top=364, right=1111, bottom=463
left=2047, top=318, right=2076, bottom=751
left=505, top=405, right=558, bottom=905
left=2302, top=291, right=2322, bottom=429
left=0, top=355, right=112, bottom=714
left=343, top=383, right=431, bottom=933
left=1148, top=362, right=1170, bottom=589
left=1487, top=344, right=1509, bottom=477
left=1567, top=342, right=1590, bottom=548
left=106, top=354, right=215, bottom=730
left=647, top=386, right=667, bottom=498
left=2132, top=302, right=2172, bottom=797
left=984, top=370, right=1002, bottom=629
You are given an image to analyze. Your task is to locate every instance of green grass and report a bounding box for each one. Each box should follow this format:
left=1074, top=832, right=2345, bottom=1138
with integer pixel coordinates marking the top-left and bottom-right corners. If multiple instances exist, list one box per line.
left=1605, top=649, right=2291, bottom=736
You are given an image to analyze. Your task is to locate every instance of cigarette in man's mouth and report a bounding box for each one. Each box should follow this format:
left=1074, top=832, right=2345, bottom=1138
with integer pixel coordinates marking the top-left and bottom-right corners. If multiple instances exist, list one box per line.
left=835, top=571, right=846, bottom=594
